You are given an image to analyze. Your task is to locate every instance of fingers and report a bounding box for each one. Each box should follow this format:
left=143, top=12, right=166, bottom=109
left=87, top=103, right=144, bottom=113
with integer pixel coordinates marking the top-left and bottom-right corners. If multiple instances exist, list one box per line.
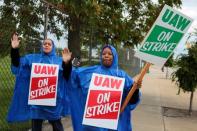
left=134, top=79, right=142, bottom=89
left=62, top=48, right=72, bottom=59
left=63, top=48, right=68, bottom=54
left=137, top=80, right=142, bottom=88
left=65, top=48, right=70, bottom=53
left=62, top=48, right=71, bottom=54
left=11, top=33, right=20, bottom=43
left=11, top=32, right=20, bottom=48
left=62, top=48, right=72, bottom=63
left=11, top=32, right=18, bottom=40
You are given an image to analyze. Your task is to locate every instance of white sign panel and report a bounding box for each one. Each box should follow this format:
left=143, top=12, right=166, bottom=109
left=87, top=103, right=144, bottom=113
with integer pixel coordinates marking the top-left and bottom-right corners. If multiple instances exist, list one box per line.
left=82, top=73, right=125, bottom=130
left=28, top=63, right=59, bottom=106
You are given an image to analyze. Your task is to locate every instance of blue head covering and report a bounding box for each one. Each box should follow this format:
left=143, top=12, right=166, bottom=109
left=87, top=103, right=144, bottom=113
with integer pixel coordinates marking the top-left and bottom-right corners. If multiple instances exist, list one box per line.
left=69, top=44, right=140, bottom=131
left=100, top=45, right=118, bottom=69
left=7, top=39, right=70, bottom=122
left=37, top=39, right=57, bottom=65
left=40, top=39, right=56, bottom=56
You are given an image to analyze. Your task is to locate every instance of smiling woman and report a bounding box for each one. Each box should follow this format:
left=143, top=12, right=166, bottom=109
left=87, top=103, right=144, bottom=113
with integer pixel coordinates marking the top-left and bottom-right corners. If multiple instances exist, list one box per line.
left=7, top=33, right=72, bottom=131
left=69, top=44, right=142, bottom=131
left=42, top=39, right=53, bottom=54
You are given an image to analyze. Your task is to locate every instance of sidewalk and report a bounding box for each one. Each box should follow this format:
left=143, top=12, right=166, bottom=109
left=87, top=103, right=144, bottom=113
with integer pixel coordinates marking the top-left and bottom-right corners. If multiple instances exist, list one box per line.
left=43, top=65, right=197, bottom=131
left=133, top=65, right=197, bottom=131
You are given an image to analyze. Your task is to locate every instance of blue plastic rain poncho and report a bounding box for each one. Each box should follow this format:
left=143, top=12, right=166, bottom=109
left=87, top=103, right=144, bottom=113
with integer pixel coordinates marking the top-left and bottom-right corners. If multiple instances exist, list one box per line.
left=7, top=40, right=70, bottom=122
left=69, top=45, right=140, bottom=131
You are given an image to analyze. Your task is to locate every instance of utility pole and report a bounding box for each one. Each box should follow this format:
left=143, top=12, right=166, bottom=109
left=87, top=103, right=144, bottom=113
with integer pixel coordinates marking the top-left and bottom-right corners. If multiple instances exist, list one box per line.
left=44, top=4, right=49, bottom=40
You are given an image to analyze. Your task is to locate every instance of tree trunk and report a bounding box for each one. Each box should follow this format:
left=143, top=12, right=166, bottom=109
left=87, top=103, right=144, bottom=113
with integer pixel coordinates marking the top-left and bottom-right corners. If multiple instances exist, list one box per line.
left=189, top=91, right=194, bottom=115
left=68, top=15, right=81, bottom=59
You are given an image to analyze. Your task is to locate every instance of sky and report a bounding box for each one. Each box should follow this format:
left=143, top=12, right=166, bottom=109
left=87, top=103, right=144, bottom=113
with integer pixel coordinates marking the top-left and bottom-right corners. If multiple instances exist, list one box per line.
left=150, top=0, right=197, bottom=57
left=53, top=0, right=197, bottom=57
left=1, top=0, right=195, bottom=54
left=177, top=0, right=197, bottom=33
left=173, top=0, right=197, bottom=56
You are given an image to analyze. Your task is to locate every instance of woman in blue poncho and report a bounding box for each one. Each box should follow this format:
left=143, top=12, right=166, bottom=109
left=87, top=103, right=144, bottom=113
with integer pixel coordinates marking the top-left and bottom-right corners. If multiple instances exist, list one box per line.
left=7, top=33, right=72, bottom=131
left=69, top=45, right=141, bottom=131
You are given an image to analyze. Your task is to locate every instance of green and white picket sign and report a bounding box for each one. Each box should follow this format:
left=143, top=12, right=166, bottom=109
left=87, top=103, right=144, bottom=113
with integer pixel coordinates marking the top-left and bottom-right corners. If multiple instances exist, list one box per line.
left=135, top=4, right=193, bottom=67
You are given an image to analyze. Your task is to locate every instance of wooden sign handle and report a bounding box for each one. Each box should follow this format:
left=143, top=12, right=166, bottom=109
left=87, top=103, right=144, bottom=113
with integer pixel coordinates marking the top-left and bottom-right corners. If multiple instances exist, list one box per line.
left=120, top=62, right=151, bottom=113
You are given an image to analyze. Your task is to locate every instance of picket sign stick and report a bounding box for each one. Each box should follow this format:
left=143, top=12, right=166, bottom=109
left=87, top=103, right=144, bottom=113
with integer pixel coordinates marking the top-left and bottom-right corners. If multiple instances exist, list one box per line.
left=120, top=62, right=151, bottom=113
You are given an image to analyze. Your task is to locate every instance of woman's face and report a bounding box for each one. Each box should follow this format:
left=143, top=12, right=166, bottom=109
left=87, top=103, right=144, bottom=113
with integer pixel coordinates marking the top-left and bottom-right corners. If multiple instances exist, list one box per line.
left=102, top=47, right=113, bottom=67
left=43, top=39, right=53, bottom=54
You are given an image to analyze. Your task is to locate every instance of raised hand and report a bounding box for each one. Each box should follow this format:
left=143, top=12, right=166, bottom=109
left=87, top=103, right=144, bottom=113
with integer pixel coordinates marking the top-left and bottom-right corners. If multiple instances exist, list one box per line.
left=62, top=48, right=72, bottom=64
left=11, top=33, right=20, bottom=48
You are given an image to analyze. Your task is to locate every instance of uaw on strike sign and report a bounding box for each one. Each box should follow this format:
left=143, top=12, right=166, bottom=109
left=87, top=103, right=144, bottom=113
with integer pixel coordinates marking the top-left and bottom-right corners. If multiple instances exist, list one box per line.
left=28, top=63, right=59, bottom=106
left=135, top=5, right=193, bottom=67
left=82, top=73, right=125, bottom=130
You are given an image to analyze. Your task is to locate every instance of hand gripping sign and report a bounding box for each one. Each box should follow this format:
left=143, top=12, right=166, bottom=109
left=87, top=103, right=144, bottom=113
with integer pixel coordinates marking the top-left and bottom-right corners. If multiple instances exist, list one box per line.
left=28, top=63, right=59, bottom=106
left=82, top=73, right=125, bottom=130
left=135, top=4, right=193, bottom=67
left=121, top=4, right=193, bottom=113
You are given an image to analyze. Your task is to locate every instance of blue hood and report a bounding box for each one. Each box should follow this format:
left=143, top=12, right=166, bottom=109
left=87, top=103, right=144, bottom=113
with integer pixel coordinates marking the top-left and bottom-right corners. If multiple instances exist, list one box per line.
left=100, top=45, right=118, bottom=69
left=7, top=39, right=70, bottom=122
left=69, top=45, right=140, bottom=131
left=40, top=39, right=56, bottom=56
left=38, top=39, right=58, bottom=64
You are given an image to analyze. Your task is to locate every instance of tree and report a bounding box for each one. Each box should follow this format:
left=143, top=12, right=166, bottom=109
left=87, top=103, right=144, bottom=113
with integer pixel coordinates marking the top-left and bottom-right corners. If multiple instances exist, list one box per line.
left=172, top=42, right=197, bottom=115
left=0, top=0, right=45, bottom=57
left=0, top=0, right=182, bottom=58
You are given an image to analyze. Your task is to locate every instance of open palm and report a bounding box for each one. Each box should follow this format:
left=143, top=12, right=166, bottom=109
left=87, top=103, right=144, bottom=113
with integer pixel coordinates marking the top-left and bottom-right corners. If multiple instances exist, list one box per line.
left=62, top=48, right=72, bottom=64
left=11, top=33, right=20, bottom=48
